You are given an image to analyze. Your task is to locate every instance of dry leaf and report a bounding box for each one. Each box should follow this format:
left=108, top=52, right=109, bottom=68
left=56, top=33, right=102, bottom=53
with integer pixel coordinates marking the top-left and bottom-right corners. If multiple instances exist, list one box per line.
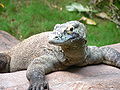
left=96, top=12, right=111, bottom=20
left=80, top=16, right=97, bottom=25
left=52, top=4, right=62, bottom=11
left=0, top=3, right=5, bottom=8
left=86, top=18, right=97, bottom=25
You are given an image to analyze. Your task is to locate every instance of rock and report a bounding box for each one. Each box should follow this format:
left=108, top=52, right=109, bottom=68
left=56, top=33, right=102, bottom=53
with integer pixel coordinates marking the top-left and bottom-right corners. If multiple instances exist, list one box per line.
left=0, top=30, right=20, bottom=52
left=1, top=64, right=120, bottom=90
left=0, top=71, right=29, bottom=90
left=0, top=32, right=120, bottom=90
left=48, top=65, right=120, bottom=90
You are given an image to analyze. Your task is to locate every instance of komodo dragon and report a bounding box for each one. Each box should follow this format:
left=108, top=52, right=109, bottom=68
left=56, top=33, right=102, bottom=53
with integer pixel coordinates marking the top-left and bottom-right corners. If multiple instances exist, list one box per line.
left=0, top=21, right=120, bottom=90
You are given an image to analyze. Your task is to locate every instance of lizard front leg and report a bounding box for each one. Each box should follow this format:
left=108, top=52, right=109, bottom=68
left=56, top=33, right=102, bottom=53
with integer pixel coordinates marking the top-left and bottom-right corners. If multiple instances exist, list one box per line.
left=76, top=46, right=120, bottom=68
left=76, top=46, right=104, bottom=67
left=100, top=47, right=120, bottom=68
left=26, top=55, right=66, bottom=90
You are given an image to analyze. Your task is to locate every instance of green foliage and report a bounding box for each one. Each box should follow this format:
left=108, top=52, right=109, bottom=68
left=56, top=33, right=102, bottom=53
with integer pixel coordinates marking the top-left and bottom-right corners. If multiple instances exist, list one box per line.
left=0, top=0, right=120, bottom=46
left=87, top=20, right=120, bottom=46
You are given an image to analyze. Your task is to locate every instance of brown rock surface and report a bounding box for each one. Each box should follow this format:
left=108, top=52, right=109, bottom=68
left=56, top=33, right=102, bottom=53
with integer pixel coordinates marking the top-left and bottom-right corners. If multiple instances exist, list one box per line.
left=0, top=32, right=120, bottom=90
left=0, top=30, right=20, bottom=52
left=1, top=64, right=120, bottom=90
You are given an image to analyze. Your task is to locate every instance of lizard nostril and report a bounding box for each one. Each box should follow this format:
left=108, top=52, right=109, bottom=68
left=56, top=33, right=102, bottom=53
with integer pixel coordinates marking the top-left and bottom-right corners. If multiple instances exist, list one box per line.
left=55, top=36, right=58, bottom=38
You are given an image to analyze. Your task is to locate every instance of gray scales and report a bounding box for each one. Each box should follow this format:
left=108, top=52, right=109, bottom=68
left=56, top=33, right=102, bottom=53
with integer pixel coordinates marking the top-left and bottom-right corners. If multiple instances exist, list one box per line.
left=0, top=21, right=120, bottom=90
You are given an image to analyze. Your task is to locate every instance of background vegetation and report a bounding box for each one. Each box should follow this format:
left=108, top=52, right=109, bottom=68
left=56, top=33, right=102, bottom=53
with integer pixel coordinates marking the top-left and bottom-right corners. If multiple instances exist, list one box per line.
left=0, top=0, right=120, bottom=46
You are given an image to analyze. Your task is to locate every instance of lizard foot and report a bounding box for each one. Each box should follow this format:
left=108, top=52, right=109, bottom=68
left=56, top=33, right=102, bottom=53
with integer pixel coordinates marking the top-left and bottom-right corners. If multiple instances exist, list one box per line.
left=28, top=80, right=49, bottom=90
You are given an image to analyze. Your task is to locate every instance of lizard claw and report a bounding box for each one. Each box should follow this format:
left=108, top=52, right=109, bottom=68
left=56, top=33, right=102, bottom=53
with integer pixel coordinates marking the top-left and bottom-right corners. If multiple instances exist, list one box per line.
left=28, top=80, right=49, bottom=90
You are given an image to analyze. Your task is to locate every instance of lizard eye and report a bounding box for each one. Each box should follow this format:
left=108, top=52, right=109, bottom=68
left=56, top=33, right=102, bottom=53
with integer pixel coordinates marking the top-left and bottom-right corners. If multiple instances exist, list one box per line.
left=70, top=27, right=74, bottom=31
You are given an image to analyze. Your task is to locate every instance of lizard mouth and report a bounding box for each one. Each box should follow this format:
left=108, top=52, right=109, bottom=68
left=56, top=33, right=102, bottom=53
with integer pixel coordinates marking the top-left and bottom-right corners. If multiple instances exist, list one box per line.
left=49, top=32, right=80, bottom=45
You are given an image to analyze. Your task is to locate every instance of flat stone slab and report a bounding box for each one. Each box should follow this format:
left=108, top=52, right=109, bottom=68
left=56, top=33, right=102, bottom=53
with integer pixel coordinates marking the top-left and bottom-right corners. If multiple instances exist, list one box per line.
left=0, top=43, right=120, bottom=90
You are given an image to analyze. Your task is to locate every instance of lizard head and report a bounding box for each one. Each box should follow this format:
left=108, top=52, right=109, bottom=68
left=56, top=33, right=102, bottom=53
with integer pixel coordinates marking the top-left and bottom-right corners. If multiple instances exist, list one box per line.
left=49, top=21, right=87, bottom=46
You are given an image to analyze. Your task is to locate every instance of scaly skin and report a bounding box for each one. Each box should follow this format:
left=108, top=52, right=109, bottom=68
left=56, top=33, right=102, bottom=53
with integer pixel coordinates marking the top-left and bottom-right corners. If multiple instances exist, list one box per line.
left=0, top=21, right=120, bottom=90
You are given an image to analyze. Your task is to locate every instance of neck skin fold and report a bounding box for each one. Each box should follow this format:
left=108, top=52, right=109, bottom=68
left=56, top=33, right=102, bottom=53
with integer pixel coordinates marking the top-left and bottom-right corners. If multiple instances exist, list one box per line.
left=61, top=39, right=87, bottom=59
